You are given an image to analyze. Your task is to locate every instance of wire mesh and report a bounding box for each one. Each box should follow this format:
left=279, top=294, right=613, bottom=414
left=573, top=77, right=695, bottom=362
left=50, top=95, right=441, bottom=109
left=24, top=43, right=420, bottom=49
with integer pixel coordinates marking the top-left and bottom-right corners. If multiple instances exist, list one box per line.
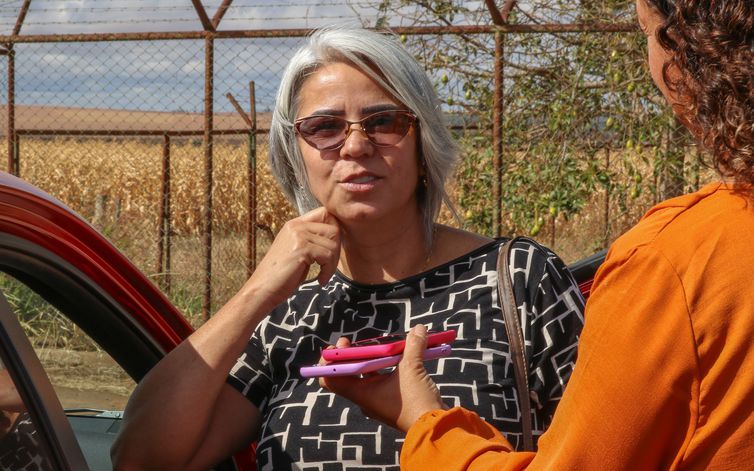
left=0, top=34, right=301, bottom=321
left=0, top=1, right=706, bottom=320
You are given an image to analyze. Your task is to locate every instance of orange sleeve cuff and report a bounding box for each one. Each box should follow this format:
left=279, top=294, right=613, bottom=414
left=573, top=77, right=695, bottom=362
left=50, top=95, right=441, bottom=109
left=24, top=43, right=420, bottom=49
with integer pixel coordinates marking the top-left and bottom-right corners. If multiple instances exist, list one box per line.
left=401, top=407, right=525, bottom=471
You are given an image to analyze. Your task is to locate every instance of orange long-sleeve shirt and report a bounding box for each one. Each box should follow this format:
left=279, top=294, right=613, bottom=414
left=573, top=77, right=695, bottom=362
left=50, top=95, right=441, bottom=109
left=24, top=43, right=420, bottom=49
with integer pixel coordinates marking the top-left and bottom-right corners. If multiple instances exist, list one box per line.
left=401, top=182, right=754, bottom=470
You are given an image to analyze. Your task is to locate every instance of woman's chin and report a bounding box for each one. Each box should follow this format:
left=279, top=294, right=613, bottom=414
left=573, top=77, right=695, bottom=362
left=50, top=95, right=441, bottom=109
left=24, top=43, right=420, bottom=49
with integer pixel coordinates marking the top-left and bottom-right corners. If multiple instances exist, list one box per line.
left=331, top=209, right=380, bottom=224
left=325, top=198, right=420, bottom=227
left=327, top=204, right=392, bottom=225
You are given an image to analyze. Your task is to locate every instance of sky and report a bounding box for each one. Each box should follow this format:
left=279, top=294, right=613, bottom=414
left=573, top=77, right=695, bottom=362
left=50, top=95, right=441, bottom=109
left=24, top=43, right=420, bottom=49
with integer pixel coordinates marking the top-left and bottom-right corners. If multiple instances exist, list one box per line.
left=0, top=1, right=528, bottom=115
left=0, top=1, right=424, bottom=113
left=0, top=1, right=416, bottom=35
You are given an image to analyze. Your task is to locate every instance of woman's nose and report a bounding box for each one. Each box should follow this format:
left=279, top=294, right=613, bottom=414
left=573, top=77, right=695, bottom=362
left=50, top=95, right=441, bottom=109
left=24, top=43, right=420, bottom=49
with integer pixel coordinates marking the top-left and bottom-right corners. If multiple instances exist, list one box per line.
left=340, top=123, right=373, bottom=158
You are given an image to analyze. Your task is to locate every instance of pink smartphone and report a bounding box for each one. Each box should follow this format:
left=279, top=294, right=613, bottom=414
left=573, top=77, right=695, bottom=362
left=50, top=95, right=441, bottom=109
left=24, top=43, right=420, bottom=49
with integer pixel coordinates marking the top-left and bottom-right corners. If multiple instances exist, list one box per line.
left=321, top=329, right=457, bottom=362
left=300, top=344, right=452, bottom=378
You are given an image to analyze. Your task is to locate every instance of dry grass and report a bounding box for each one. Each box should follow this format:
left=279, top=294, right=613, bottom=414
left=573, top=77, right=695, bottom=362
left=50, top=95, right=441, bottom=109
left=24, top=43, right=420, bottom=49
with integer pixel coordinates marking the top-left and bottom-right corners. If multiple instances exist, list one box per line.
left=7, top=136, right=716, bottom=320
left=16, top=136, right=293, bottom=236
left=1, top=272, right=135, bottom=411
left=38, top=347, right=135, bottom=410
left=12, top=136, right=293, bottom=321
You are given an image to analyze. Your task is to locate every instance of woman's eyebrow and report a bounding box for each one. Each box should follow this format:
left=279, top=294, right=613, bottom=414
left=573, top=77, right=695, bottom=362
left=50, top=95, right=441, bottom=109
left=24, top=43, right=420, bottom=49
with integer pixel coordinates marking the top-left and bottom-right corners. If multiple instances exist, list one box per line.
left=304, top=108, right=344, bottom=117
left=302, top=103, right=402, bottom=118
left=362, top=103, right=403, bottom=114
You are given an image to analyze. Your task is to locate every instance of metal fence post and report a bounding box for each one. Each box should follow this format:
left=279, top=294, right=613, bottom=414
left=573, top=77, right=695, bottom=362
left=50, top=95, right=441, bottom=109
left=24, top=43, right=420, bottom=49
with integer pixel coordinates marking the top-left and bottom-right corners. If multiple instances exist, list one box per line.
left=157, top=133, right=172, bottom=293
left=248, top=81, right=258, bottom=278
left=203, top=33, right=214, bottom=320
left=493, top=31, right=504, bottom=237
left=6, top=46, right=16, bottom=176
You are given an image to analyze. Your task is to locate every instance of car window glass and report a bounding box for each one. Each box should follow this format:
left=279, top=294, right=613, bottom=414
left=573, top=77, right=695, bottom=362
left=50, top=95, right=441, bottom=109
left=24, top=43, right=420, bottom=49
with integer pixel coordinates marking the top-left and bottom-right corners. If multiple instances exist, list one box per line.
left=0, top=273, right=135, bottom=414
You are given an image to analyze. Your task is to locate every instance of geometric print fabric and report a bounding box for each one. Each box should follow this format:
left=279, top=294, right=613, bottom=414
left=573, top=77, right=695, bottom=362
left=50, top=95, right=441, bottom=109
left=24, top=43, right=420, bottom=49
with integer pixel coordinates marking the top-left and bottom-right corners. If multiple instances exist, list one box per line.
left=228, top=238, right=585, bottom=470
left=0, top=413, right=53, bottom=471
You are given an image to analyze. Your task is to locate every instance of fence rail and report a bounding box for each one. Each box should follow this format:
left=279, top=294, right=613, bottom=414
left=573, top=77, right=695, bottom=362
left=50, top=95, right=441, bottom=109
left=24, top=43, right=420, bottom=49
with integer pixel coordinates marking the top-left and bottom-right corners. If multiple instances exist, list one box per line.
left=1, top=2, right=694, bottom=321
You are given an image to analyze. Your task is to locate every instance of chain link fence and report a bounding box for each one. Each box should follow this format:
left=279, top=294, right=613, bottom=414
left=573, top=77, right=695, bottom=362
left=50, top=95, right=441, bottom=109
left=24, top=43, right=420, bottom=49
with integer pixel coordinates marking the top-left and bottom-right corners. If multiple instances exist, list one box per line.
left=0, top=35, right=302, bottom=322
left=0, top=2, right=708, bottom=321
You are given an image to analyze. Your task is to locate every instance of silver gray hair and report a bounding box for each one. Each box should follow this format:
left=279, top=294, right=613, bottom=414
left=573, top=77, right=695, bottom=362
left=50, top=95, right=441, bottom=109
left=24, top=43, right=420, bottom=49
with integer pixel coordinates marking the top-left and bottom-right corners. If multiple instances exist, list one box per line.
left=268, top=26, right=459, bottom=240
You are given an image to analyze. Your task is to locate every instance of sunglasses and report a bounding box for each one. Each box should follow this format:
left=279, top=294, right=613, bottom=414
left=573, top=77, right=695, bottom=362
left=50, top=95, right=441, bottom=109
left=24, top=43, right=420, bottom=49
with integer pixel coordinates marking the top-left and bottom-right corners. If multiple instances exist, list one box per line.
left=294, top=110, right=417, bottom=151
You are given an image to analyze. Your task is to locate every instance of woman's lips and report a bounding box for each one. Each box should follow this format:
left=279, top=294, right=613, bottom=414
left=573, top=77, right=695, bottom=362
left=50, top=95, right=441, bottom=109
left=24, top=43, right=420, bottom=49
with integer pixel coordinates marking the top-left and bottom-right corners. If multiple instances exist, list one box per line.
left=339, top=174, right=381, bottom=191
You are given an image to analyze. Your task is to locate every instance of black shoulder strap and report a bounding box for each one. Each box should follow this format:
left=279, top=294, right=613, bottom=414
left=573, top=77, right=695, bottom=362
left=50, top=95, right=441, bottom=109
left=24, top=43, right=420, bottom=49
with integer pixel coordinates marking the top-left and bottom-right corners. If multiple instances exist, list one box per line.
left=497, top=237, right=534, bottom=451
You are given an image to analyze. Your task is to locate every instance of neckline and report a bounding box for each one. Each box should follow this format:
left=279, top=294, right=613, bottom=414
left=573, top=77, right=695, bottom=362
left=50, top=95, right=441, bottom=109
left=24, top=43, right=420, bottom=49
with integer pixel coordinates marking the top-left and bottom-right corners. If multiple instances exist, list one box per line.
left=333, top=238, right=502, bottom=291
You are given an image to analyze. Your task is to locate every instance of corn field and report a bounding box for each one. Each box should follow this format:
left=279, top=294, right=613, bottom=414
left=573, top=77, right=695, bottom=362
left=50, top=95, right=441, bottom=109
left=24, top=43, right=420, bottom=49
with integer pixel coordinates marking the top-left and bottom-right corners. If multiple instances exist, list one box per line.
left=11, top=133, right=715, bottom=324
left=14, top=135, right=296, bottom=322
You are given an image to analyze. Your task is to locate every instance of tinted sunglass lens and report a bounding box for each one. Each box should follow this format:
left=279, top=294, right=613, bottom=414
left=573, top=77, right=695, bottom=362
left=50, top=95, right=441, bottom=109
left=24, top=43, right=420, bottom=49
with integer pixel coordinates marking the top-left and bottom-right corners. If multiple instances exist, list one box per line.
left=298, top=116, right=347, bottom=149
left=365, top=112, right=412, bottom=146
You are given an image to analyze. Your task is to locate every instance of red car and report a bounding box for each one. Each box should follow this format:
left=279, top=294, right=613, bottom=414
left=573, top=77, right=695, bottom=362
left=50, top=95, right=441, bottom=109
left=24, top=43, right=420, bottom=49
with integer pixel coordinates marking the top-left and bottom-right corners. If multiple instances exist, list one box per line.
left=0, top=171, right=603, bottom=470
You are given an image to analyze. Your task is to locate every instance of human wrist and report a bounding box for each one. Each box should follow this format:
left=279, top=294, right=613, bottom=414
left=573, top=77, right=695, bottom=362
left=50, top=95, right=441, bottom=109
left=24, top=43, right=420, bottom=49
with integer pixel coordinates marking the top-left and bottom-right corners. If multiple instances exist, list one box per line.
left=229, top=280, right=280, bottom=321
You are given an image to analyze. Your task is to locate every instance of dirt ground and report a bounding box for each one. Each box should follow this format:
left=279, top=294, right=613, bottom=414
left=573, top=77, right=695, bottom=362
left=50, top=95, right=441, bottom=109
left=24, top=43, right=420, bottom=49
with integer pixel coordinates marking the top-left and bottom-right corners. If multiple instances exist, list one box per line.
left=36, top=348, right=135, bottom=412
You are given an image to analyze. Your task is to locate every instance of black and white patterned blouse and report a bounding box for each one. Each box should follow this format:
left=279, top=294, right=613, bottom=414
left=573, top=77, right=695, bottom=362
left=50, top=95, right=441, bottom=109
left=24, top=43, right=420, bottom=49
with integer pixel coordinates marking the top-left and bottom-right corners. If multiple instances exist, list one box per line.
left=228, top=238, right=585, bottom=470
left=0, top=412, right=52, bottom=471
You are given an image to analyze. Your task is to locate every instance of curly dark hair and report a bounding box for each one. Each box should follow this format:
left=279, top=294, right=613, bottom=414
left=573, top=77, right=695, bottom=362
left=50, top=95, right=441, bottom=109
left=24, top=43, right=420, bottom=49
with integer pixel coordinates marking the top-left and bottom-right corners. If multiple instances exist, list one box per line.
left=645, top=0, right=754, bottom=185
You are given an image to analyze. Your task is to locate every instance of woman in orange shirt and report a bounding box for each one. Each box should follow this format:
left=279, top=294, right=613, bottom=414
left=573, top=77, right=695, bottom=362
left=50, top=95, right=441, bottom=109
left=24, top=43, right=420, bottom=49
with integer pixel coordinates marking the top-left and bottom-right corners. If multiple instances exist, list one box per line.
left=323, top=0, right=754, bottom=469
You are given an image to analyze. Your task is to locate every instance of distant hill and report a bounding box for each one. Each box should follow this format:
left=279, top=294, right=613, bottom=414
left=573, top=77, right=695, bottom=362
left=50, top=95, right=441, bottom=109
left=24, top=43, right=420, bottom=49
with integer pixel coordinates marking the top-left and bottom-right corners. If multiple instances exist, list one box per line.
left=0, top=105, right=272, bottom=136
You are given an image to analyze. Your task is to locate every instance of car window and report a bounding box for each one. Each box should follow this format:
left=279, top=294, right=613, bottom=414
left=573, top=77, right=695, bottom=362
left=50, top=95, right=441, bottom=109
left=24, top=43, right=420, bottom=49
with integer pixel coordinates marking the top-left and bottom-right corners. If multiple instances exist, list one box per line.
left=1, top=272, right=138, bottom=470
left=0, top=273, right=136, bottom=414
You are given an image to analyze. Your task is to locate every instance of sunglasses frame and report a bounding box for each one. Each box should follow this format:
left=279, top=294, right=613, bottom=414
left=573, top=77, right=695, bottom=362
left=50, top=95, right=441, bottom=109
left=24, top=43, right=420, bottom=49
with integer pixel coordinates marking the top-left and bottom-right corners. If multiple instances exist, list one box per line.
left=294, top=109, right=417, bottom=151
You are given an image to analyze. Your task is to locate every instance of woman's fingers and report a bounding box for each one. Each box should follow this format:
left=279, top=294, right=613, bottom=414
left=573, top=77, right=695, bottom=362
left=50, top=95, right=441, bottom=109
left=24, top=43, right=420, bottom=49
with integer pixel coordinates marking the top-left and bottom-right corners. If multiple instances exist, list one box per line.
left=317, top=337, right=352, bottom=367
left=304, top=211, right=341, bottom=285
left=246, top=207, right=341, bottom=304
left=300, top=208, right=341, bottom=244
left=394, top=325, right=447, bottom=432
left=319, top=334, right=384, bottom=404
left=287, top=209, right=341, bottom=286
left=401, top=324, right=429, bottom=365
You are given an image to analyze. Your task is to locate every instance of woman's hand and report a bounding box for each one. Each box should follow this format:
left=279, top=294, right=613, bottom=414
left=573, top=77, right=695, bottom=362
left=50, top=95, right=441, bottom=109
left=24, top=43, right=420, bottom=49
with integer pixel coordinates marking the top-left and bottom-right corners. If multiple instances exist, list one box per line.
left=246, top=206, right=341, bottom=307
left=320, top=324, right=447, bottom=433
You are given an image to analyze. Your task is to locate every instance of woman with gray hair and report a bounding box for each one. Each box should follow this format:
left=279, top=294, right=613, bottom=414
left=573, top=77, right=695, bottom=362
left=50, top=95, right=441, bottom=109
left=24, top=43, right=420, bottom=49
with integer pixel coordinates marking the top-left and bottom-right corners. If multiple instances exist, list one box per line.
left=112, top=27, right=584, bottom=470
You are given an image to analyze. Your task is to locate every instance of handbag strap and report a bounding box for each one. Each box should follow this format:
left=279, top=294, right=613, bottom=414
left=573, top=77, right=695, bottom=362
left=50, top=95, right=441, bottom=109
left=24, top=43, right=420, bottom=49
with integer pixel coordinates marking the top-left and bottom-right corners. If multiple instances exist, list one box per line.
left=497, top=237, right=534, bottom=451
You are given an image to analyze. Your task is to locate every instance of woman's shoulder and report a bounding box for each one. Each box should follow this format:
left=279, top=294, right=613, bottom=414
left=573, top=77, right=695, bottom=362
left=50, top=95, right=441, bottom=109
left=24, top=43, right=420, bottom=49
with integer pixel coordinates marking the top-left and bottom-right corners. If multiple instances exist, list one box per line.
left=609, top=183, right=753, bottom=263
left=432, top=225, right=496, bottom=264
left=432, top=227, right=560, bottom=270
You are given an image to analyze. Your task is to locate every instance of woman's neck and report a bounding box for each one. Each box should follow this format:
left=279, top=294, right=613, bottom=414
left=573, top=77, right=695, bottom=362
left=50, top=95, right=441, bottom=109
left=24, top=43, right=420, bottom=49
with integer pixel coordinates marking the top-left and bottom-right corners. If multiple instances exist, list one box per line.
left=337, top=212, right=432, bottom=285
